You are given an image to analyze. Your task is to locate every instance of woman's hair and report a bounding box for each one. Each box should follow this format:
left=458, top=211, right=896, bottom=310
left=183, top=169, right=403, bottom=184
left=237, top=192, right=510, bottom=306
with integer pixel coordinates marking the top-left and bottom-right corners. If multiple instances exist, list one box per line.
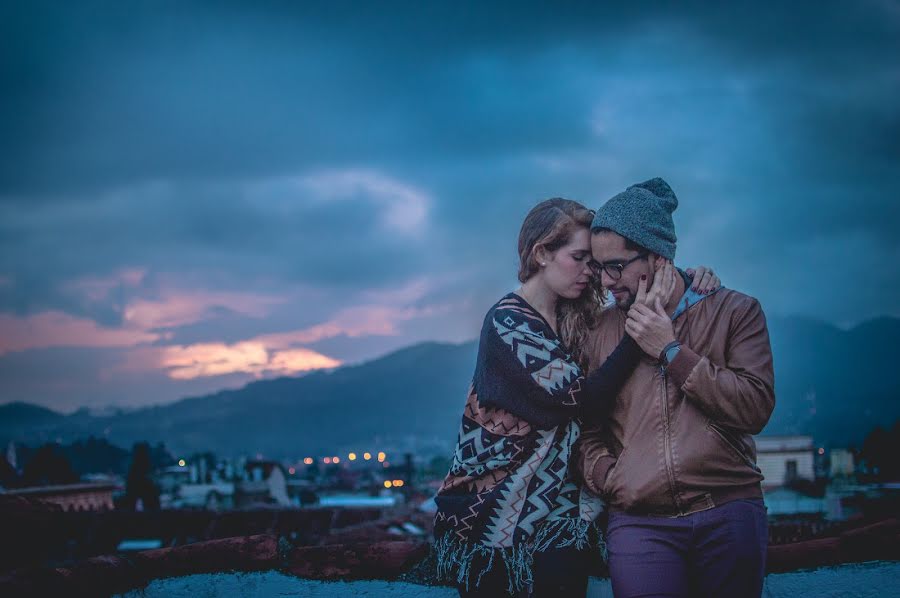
left=517, top=198, right=606, bottom=371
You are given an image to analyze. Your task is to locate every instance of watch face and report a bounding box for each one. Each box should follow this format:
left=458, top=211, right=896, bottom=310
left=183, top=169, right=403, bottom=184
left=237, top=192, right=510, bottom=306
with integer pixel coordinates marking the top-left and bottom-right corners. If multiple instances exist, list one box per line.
left=664, top=344, right=681, bottom=365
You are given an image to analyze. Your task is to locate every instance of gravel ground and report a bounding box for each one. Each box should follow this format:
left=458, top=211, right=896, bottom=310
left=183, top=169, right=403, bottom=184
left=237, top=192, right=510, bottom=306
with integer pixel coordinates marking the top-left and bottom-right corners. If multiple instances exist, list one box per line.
left=117, top=561, right=900, bottom=598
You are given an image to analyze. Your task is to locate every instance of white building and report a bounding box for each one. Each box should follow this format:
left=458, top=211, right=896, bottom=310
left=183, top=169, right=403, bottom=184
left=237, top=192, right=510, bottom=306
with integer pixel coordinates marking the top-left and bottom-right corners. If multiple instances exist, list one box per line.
left=829, top=449, right=856, bottom=478
left=756, top=435, right=815, bottom=488
left=156, top=465, right=235, bottom=509
left=237, top=460, right=290, bottom=507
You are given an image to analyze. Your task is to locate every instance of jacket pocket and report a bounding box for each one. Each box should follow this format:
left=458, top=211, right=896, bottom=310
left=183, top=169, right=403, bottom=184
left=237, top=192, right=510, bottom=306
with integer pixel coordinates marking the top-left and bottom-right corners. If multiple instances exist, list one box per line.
left=707, top=421, right=760, bottom=473
left=602, top=447, right=627, bottom=499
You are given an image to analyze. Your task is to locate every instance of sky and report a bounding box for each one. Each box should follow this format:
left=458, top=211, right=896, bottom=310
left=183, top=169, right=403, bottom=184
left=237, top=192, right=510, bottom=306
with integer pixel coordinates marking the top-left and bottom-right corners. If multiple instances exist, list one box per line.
left=1, top=1, right=898, bottom=413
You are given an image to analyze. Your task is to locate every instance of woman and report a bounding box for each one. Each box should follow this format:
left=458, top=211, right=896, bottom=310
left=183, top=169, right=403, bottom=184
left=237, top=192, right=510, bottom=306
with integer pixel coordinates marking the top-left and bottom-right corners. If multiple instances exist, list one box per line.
left=433, top=198, right=718, bottom=597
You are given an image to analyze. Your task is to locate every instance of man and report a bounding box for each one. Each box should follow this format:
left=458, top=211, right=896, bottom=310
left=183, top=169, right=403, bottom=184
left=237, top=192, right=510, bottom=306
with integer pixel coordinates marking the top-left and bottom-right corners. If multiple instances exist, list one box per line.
left=578, top=177, right=775, bottom=597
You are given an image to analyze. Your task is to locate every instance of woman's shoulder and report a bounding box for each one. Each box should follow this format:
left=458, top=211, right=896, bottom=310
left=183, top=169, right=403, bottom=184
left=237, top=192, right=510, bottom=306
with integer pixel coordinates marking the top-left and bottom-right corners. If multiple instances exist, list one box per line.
left=483, top=293, right=553, bottom=342
left=486, top=292, right=539, bottom=324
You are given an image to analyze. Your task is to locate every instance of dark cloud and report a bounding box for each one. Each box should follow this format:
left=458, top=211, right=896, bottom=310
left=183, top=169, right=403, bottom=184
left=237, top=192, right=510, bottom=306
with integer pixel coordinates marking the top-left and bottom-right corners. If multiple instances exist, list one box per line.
left=1, top=1, right=608, bottom=195
left=0, top=1, right=898, bottom=409
left=0, top=175, right=433, bottom=318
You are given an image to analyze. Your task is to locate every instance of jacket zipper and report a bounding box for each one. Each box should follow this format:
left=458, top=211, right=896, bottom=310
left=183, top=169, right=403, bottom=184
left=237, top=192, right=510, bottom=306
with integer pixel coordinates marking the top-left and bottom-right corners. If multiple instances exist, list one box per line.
left=659, top=366, right=682, bottom=512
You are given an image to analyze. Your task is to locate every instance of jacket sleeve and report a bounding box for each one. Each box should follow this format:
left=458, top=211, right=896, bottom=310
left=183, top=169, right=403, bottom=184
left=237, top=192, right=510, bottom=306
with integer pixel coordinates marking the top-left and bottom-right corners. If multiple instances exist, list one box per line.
left=666, top=297, right=775, bottom=434
left=476, top=307, right=641, bottom=429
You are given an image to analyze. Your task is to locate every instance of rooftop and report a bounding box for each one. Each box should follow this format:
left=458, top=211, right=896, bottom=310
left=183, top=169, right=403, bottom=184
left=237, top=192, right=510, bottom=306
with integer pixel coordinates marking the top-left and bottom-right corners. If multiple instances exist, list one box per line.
left=114, top=562, right=900, bottom=598
left=0, top=494, right=896, bottom=596
left=756, top=436, right=815, bottom=452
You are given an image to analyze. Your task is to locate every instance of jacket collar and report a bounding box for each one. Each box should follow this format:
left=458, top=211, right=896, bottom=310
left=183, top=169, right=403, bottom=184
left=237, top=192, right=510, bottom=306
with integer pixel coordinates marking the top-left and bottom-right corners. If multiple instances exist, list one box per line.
left=671, top=268, right=722, bottom=321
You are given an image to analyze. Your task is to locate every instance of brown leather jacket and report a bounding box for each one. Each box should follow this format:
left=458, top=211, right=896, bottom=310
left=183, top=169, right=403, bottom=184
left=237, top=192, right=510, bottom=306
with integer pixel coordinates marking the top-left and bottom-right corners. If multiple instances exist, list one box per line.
left=575, top=286, right=775, bottom=516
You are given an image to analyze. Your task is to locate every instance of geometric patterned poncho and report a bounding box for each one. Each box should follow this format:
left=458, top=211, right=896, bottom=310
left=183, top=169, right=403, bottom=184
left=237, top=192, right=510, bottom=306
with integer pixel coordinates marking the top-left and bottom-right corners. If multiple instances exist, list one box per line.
left=434, top=293, right=640, bottom=593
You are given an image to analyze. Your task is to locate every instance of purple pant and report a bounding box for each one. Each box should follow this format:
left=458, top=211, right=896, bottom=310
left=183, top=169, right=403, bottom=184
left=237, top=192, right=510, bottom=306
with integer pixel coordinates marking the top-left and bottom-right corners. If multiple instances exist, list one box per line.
left=606, top=498, right=768, bottom=598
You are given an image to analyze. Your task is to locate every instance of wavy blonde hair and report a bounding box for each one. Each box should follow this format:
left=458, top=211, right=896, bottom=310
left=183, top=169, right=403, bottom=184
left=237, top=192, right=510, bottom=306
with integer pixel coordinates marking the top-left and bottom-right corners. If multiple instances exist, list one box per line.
left=517, top=198, right=606, bottom=371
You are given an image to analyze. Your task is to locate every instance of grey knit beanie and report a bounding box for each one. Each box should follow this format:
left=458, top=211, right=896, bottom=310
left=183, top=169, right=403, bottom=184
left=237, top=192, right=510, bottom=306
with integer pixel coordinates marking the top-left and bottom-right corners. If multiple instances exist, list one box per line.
left=591, top=177, right=678, bottom=260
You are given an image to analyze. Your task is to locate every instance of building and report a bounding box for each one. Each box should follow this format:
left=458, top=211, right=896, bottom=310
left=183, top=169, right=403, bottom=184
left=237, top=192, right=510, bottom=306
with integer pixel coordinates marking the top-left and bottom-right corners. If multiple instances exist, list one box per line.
left=1, top=482, right=116, bottom=512
left=236, top=460, right=290, bottom=507
left=156, top=465, right=234, bottom=510
left=756, top=435, right=815, bottom=489
left=829, top=449, right=856, bottom=478
left=763, top=486, right=826, bottom=516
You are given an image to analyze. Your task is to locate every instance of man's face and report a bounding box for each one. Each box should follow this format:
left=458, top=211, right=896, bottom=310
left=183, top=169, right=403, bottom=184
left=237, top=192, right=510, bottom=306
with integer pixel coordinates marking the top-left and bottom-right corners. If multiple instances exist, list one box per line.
left=590, top=230, right=655, bottom=309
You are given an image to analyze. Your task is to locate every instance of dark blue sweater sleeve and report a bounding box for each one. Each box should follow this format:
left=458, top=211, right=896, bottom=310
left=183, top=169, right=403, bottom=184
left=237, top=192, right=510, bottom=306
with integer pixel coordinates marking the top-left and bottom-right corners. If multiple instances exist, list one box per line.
left=475, top=307, right=641, bottom=428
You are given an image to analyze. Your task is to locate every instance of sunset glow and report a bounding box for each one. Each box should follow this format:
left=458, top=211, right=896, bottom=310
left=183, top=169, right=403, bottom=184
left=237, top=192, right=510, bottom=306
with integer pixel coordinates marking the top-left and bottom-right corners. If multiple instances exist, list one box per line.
left=161, top=342, right=341, bottom=380
left=123, top=290, right=284, bottom=330
left=0, top=311, right=160, bottom=356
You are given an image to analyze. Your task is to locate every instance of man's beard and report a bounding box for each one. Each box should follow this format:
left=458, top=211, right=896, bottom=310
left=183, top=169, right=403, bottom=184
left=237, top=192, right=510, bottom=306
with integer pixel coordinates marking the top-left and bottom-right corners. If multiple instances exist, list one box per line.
left=612, top=290, right=635, bottom=310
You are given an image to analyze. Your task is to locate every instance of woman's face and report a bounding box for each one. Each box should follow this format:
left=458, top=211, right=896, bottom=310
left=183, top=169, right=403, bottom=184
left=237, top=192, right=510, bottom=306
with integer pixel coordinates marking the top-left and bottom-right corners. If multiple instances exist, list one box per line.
left=541, top=227, right=594, bottom=299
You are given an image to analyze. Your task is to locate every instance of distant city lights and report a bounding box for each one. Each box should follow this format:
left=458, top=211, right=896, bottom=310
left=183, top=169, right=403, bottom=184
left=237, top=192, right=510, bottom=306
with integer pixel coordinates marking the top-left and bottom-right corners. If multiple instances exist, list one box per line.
left=383, top=480, right=392, bottom=488
left=288, top=467, right=295, bottom=475
left=297, top=452, right=392, bottom=468
left=391, top=479, right=404, bottom=487
left=178, top=459, right=186, bottom=467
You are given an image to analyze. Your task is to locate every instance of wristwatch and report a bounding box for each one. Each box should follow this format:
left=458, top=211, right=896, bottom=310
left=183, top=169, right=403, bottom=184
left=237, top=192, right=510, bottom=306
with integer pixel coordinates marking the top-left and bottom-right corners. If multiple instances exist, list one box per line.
left=660, top=341, right=682, bottom=366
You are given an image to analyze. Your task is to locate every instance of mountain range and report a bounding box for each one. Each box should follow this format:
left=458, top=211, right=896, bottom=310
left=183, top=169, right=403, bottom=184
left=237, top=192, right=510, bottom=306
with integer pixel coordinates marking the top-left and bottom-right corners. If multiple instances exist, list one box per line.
left=1, top=315, right=898, bottom=458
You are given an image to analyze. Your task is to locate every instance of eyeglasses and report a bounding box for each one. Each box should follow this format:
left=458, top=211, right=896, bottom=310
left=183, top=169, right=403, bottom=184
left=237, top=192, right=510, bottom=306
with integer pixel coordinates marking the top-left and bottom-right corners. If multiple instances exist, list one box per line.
left=588, top=252, right=649, bottom=281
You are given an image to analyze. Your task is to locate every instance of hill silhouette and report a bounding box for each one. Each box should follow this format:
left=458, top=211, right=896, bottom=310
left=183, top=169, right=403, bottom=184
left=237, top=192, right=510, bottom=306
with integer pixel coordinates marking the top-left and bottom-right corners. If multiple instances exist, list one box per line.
left=2, top=316, right=898, bottom=457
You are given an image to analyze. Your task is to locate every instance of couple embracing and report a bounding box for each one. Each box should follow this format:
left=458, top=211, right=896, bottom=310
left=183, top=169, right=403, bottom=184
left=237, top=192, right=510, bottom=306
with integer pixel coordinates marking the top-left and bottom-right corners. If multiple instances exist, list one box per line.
left=434, top=178, right=775, bottom=598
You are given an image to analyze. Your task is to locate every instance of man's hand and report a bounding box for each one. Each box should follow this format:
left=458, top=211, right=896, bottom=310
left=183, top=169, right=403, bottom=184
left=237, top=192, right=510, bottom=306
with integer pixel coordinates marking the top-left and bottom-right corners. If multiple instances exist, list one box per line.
left=636, top=261, right=676, bottom=308
left=626, top=298, right=676, bottom=359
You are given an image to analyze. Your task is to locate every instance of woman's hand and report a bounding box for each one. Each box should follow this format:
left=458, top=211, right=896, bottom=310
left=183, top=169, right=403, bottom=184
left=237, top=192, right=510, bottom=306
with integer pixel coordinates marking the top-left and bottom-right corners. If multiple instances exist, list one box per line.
left=635, top=261, right=676, bottom=308
left=685, top=266, right=720, bottom=295
left=626, top=298, right=676, bottom=359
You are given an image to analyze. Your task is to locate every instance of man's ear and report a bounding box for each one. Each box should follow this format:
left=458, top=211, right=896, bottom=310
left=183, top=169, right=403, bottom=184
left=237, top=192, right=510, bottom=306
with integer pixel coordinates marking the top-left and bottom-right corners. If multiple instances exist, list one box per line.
left=652, top=254, right=667, bottom=270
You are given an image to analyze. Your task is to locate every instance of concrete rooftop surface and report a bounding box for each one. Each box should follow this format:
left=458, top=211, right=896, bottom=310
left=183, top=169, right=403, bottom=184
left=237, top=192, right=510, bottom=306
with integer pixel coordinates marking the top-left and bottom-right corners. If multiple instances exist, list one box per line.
left=1, top=496, right=896, bottom=596
left=116, top=562, right=900, bottom=598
